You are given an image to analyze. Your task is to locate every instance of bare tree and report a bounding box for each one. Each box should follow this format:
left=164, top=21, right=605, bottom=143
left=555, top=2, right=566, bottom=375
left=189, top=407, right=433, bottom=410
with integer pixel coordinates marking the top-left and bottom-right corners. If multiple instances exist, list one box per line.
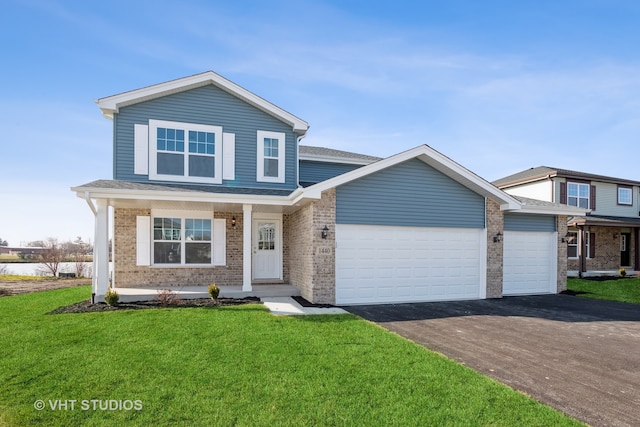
left=69, top=236, right=91, bottom=278
left=37, top=238, right=66, bottom=277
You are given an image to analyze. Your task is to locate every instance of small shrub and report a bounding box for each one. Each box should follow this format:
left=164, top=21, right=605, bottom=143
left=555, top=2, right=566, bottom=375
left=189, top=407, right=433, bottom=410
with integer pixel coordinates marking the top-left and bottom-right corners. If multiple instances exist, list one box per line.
left=155, top=289, right=182, bottom=306
left=208, top=284, right=220, bottom=299
left=104, top=288, right=119, bottom=306
left=619, top=268, right=627, bottom=277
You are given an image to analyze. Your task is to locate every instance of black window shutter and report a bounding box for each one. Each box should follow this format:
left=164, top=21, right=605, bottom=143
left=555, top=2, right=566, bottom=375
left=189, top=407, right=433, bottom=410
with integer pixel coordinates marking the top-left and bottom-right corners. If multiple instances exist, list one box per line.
left=589, top=233, right=596, bottom=258
left=590, top=185, right=596, bottom=210
left=560, top=182, right=567, bottom=204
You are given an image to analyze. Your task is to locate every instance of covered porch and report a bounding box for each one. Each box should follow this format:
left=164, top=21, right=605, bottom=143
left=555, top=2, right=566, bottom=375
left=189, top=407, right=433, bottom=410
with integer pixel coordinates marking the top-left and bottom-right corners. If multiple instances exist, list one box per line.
left=568, top=215, right=640, bottom=278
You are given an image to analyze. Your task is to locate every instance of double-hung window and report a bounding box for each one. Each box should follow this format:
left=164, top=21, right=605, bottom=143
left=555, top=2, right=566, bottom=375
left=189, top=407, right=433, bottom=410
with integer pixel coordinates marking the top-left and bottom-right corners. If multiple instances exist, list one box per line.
left=153, top=214, right=213, bottom=265
left=149, top=120, right=222, bottom=184
left=257, top=130, right=285, bottom=183
left=567, top=182, right=590, bottom=209
left=618, top=186, right=632, bottom=205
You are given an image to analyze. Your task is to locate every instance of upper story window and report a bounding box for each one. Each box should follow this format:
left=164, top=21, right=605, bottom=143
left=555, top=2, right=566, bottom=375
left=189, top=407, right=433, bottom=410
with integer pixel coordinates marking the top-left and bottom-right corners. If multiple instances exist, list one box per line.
left=149, top=120, right=222, bottom=184
left=567, top=182, right=590, bottom=209
left=257, top=130, right=285, bottom=183
left=618, top=186, right=633, bottom=205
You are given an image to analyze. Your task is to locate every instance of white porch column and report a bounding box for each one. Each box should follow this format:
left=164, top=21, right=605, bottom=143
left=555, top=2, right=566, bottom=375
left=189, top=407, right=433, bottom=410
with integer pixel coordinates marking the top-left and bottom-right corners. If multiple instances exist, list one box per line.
left=242, top=204, right=252, bottom=291
left=93, top=199, right=110, bottom=300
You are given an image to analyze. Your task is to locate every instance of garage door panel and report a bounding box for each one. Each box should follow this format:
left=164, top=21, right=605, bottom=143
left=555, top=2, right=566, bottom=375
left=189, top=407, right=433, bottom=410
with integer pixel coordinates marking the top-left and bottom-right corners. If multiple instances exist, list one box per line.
left=503, top=231, right=556, bottom=295
left=336, top=224, right=484, bottom=304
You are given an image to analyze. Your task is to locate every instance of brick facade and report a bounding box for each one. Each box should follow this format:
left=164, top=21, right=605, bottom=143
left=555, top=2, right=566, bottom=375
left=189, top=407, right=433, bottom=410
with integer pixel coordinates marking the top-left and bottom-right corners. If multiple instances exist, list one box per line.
left=567, top=226, right=637, bottom=272
left=486, top=198, right=504, bottom=298
left=287, top=188, right=336, bottom=304
left=556, top=216, right=568, bottom=292
left=113, top=208, right=243, bottom=288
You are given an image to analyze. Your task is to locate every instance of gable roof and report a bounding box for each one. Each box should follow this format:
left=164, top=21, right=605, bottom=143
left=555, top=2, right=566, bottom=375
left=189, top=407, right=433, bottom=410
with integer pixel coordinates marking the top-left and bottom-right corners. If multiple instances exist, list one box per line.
left=96, top=71, right=309, bottom=135
left=302, top=144, right=522, bottom=210
left=299, top=145, right=381, bottom=165
left=494, top=166, right=640, bottom=188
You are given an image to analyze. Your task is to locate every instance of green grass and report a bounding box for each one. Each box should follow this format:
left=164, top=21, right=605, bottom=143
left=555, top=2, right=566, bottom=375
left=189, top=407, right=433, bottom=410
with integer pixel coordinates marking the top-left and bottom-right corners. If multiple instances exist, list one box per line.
left=0, top=287, right=583, bottom=426
left=567, top=277, right=640, bottom=304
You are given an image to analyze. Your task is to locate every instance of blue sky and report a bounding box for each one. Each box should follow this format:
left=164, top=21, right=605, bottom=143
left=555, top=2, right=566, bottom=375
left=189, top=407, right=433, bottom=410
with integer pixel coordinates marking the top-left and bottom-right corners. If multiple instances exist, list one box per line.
left=2, top=0, right=640, bottom=246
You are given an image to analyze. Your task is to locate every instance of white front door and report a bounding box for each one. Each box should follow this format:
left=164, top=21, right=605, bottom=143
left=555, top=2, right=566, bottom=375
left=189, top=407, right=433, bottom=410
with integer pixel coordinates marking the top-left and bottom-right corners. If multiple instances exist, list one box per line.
left=252, top=217, right=282, bottom=280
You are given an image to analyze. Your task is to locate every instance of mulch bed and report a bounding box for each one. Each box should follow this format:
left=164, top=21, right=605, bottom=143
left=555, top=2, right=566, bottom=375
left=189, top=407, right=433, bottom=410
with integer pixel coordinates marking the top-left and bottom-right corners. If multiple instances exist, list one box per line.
left=48, top=297, right=261, bottom=314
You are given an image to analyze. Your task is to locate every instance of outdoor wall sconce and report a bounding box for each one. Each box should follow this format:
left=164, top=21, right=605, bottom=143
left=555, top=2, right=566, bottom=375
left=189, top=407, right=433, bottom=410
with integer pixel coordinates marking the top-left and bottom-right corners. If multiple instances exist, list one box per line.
left=321, top=225, right=329, bottom=239
left=493, top=231, right=502, bottom=243
left=561, top=233, right=575, bottom=244
left=613, top=232, right=619, bottom=239
left=231, top=217, right=236, bottom=229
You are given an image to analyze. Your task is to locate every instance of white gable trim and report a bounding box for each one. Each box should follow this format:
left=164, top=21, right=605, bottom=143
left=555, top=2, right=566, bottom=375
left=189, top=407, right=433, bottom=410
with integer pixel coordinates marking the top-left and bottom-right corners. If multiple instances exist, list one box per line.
left=302, top=145, right=521, bottom=210
left=96, top=71, right=309, bottom=134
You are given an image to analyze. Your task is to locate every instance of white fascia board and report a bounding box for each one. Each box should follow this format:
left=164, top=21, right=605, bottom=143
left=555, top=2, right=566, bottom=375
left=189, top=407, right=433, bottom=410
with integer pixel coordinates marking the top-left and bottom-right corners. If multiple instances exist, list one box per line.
left=515, top=206, right=590, bottom=216
left=96, top=71, right=309, bottom=134
left=72, top=186, right=295, bottom=207
left=301, top=144, right=521, bottom=209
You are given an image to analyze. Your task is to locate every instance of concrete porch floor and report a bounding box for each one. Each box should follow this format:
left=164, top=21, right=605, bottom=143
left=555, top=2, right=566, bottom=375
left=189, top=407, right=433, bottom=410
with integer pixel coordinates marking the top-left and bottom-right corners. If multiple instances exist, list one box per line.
left=114, top=284, right=301, bottom=303
left=567, top=269, right=637, bottom=278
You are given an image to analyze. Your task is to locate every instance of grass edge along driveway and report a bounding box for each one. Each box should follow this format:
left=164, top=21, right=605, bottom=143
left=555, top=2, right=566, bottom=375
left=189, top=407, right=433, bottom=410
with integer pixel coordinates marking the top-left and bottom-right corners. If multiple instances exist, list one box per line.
left=0, top=287, right=583, bottom=426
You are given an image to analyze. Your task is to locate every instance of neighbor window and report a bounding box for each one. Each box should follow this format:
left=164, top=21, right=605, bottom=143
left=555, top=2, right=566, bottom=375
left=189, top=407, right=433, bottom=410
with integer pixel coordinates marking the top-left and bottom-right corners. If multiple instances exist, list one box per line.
left=150, top=119, right=222, bottom=184
left=257, top=130, right=285, bottom=183
left=567, top=231, right=593, bottom=259
left=567, top=182, right=590, bottom=209
left=618, top=186, right=632, bottom=205
left=153, top=215, right=212, bottom=265
left=567, top=231, right=579, bottom=258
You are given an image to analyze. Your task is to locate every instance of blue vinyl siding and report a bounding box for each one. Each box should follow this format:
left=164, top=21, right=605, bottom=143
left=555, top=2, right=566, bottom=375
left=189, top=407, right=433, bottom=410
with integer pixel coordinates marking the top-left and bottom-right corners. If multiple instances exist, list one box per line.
left=504, top=213, right=556, bottom=232
left=114, top=85, right=297, bottom=190
left=299, top=161, right=363, bottom=186
left=336, top=158, right=485, bottom=228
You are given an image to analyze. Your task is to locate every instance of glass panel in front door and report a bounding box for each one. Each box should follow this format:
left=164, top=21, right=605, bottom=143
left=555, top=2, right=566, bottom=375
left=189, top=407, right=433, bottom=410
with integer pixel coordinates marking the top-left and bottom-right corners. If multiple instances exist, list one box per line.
left=258, top=223, right=275, bottom=251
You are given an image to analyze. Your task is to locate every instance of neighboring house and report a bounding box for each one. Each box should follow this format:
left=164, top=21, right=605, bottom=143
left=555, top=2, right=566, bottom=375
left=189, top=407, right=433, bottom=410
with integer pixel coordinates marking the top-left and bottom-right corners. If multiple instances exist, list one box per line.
left=494, top=167, right=640, bottom=276
left=72, top=71, right=585, bottom=305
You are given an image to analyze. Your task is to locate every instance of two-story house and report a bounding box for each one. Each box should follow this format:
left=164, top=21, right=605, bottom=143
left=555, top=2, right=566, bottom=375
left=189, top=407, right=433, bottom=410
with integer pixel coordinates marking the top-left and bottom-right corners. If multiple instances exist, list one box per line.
left=494, top=167, right=640, bottom=276
left=72, top=71, right=584, bottom=305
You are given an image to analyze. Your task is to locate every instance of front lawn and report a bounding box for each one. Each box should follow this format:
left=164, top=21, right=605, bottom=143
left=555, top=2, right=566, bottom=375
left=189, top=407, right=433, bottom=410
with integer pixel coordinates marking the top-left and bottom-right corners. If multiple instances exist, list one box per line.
left=0, top=287, right=582, bottom=426
left=567, top=277, right=640, bottom=304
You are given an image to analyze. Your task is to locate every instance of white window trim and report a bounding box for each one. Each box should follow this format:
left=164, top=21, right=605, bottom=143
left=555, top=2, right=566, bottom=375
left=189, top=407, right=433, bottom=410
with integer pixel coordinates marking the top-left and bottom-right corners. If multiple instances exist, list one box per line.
left=567, top=182, right=590, bottom=209
left=149, top=119, right=223, bottom=184
left=618, top=186, right=633, bottom=205
left=257, top=130, right=286, bottom=183
left=567, top=231, right=593, bottom=259
left=151, top=209, right=215, bottom=267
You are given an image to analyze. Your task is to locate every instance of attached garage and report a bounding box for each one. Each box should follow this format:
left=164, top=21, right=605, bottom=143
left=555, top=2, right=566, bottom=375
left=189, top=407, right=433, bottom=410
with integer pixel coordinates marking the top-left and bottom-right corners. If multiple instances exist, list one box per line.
left=503, top=214, right=558, bottom=295
left=335, top=224, right=485, bottom=304
left=333, top=157, right=489, bottom=305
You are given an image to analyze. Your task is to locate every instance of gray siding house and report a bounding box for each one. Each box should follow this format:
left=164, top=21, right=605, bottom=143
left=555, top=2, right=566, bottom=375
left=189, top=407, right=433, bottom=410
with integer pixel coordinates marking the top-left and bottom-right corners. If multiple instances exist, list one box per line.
left=73, top=71, right=584, bottom=304
left=495, top=167, right=640, bottom=276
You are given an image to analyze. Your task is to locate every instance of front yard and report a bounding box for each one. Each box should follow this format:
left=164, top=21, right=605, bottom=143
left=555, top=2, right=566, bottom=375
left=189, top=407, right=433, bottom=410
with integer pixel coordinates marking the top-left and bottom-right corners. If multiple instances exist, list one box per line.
left=567, top=276, right=640, bottom=304
left=0, top=286, right=583, bottom=426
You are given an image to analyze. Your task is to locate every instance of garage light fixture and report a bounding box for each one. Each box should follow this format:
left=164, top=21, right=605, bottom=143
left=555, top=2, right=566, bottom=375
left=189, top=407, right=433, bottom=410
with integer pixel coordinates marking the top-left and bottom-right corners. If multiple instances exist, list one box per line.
left=321, top=225, right=329, bottom=239
left=231, top=217, right=237, bottom=229
left=493, top=232, right=502, bottom=243
left=561, top=232, right=575, bottom=243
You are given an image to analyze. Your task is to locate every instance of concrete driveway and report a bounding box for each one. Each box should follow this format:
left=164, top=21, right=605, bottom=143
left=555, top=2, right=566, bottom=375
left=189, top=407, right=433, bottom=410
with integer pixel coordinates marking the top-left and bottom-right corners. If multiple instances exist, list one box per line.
left=345, top=295, right=640, bottom=427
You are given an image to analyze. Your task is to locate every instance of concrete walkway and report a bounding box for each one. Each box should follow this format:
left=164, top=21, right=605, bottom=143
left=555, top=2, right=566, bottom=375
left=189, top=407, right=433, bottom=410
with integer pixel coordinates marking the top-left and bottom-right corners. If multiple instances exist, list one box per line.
left=262, top=297, right=347, bottom=316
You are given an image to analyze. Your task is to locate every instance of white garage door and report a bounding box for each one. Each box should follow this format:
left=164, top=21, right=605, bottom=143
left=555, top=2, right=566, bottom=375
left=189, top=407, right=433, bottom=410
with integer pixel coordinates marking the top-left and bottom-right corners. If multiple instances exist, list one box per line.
left=335, top=224, right=485, bottom=305
left=503, top=231, right=557, bottom=295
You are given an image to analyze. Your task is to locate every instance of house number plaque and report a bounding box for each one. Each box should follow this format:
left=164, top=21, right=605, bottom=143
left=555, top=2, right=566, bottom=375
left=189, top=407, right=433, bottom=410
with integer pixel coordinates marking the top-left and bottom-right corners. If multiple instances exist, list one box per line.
left=316, top=247, right=333, bottom=256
